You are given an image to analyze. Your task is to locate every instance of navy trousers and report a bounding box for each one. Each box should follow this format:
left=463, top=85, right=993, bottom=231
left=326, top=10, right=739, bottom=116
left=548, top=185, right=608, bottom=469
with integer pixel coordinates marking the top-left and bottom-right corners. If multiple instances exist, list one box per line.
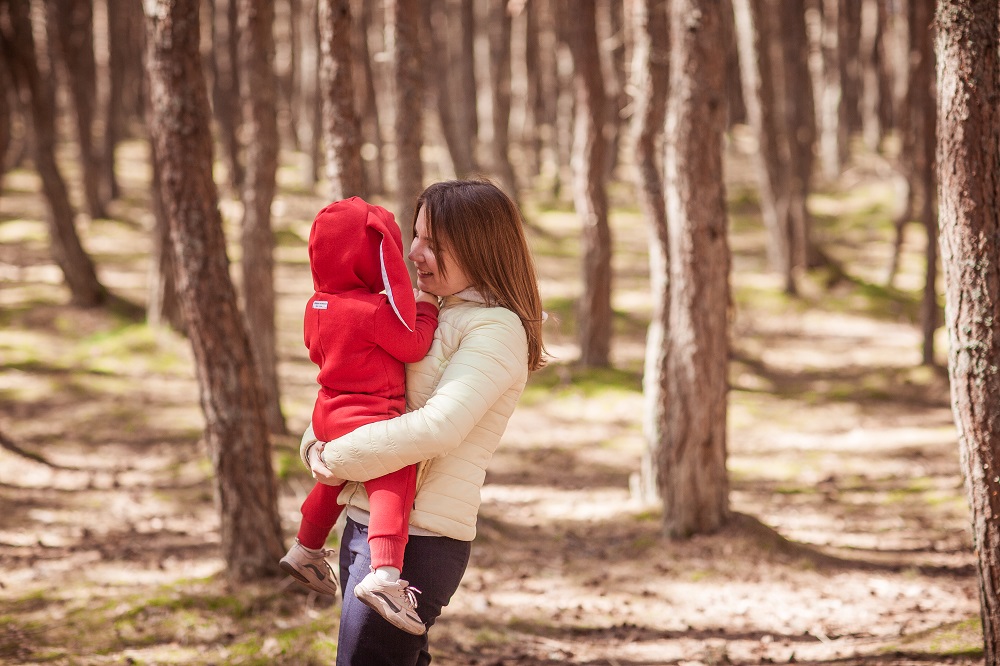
left=336, top=517, right=472, bottom=665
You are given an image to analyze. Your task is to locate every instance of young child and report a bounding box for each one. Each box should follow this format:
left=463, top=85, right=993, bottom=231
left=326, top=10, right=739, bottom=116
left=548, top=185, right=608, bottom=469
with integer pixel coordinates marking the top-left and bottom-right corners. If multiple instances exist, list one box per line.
left=280, top=196, right=438, bottom=636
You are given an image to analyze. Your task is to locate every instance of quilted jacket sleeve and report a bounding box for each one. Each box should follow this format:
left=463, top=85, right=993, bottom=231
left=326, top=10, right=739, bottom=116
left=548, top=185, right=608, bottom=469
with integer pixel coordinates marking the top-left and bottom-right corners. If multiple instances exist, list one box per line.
left=313, top=309, right=528, bottom=482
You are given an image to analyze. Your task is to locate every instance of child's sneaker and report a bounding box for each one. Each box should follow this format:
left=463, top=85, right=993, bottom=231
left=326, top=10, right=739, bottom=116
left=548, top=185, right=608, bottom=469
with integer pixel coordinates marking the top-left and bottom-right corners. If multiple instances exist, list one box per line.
left=279, top=540, right=339, bottom=597
left=353, top=569, right=426, bottom=635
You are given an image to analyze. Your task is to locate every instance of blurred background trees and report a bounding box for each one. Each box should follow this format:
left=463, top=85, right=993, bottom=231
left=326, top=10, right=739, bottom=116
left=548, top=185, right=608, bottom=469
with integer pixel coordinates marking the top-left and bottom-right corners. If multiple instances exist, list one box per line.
left=2, top=0, right=998, bottom=644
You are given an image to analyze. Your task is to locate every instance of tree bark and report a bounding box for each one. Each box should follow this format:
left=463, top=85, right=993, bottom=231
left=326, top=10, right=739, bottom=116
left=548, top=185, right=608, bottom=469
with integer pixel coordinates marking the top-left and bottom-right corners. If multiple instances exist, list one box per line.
left=238, top=0, right=286, bottom=435
left=296, top=0, right=321, bottom=186
left=840, top=0, right=862, bottom=136
left=0, top=45, right=11, bottom=188
left=662, top=0, right=730, bottom=538
left=144, top=0, right=284, bottom=581
left=390, top=0, right=423, bottom=245
left=599, top=0, right=626, bottom=182
left=817, top=0, right=846, bottom=181
left=456, top=0, right=478, bottom=150
left=45, top=0, right=107, bottom=219
left=319, top=0, right=363, bottom=199
left=527, top=0, right=559, bottom=186
left=722, top=0, right=745, bottom=127
left=566, top=0, right=611, bottom=368
left=910, top=1, right=938, bottom=366
left=487, top=0, right=517, bottom=197
left=733, top=0, right=795, bottom=293
left=145, top=137, right=184, bottom=332
left=103, top=0, right=144, bottom=200
left=859, top=0, right=883, bottom=151
left=631, top=0, right=670, bottom=505
left=780, top=0, right=818, bottom=270
left=428, top=0, right=475, bottom=178
left=210, top=0, right=243, bottom=193
left=353, top=0, right=383, bottom=193
left=936, top=1, right=1000, bottom=658
left=0, top=0, right=106, bottom=307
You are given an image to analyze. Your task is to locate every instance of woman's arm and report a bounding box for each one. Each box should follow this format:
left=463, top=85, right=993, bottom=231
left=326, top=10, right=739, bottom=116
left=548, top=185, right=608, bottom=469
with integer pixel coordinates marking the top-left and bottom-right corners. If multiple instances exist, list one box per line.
left=318, top=311, right=527, bottom=482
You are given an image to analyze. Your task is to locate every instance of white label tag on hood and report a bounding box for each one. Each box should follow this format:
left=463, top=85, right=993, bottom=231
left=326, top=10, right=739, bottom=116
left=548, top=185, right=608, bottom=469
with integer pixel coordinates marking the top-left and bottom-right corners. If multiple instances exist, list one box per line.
left=312, top=301, right=329, bottom=310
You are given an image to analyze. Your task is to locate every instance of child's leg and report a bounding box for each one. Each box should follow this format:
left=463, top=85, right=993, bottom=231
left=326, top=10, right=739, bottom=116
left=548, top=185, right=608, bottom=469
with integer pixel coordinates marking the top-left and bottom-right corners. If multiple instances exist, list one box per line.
left=298, top=481, right=346, bottom=549
left=363, top=464, right=417, bottom=573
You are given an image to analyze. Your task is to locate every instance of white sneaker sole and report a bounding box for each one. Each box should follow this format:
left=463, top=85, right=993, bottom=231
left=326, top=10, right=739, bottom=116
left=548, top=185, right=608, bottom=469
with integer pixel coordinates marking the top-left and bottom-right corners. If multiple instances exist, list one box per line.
left=279, top=559, right=339, bottom=597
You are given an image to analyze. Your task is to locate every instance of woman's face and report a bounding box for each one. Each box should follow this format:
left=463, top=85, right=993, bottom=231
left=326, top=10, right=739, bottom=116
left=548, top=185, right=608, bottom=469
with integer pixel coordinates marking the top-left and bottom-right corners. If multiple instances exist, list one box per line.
left=409, top=205, right=471, bottom=296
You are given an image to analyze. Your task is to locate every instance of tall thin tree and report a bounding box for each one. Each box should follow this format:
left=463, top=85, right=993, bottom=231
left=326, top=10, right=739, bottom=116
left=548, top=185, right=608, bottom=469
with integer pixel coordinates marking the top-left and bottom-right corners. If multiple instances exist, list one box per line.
left=319, top=0, right=363, bottom=199
left=936, top=1, right=1000, bottom=657
left=0, top=0, right=106, bottom=307
left=427, top=0, right=474, bottom=178
left=887, top=1, right=938, bottom=366
left=566, top=0, right=611, bottom=368
left=144, top=0, right=284, bottom=581
left=488, top=0, right=518, bottom=197
left=661, top=0, right=730, bottom=537
left=390, top=0, right=423, bottom=245
left=733, top=0, right=796, bottom=294
left=45, top=0, right=107, bottom=219
left=210, top=0, right=244, bottom=193
left=238, top=0, right=286, bottom=435
left=631, top=0, right=670, bottom=504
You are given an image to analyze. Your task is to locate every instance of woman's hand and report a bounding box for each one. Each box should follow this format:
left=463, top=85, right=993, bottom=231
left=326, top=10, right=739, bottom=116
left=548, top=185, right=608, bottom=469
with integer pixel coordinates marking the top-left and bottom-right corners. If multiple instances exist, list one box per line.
left=308, top=442, right=344, bottom=486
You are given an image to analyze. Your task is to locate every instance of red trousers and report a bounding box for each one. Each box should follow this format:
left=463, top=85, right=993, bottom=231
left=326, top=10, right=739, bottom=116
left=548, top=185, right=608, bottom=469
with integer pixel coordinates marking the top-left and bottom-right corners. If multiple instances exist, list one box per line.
left=297, top=464, right=416, bottom=570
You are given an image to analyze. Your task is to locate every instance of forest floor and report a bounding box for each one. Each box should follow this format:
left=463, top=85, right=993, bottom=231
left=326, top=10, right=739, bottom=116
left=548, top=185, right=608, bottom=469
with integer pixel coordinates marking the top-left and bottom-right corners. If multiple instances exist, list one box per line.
left=0, top=137, right=984, bottom=665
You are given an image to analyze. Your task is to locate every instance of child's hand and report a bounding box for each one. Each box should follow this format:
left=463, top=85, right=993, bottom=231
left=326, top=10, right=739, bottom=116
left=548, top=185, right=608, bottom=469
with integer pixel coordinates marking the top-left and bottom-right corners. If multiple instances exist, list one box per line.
left=414, top=288, right=439, bottom=307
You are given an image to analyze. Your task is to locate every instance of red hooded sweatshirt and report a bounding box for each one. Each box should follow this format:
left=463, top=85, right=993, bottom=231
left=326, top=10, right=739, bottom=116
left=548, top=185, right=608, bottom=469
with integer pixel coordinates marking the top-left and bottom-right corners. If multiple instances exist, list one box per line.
left=305, top=197, right=438, bottom=442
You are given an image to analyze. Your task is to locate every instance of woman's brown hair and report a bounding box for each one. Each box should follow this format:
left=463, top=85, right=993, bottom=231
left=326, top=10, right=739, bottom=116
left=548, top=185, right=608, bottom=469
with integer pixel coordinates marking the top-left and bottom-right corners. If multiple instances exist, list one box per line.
left=413, top=179, right=546, bottom=371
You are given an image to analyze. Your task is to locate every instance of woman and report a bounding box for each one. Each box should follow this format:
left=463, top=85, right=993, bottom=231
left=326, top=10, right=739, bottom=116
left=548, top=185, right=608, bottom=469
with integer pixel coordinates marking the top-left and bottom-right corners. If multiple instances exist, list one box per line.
left=300, top=179, right=546, bottom=664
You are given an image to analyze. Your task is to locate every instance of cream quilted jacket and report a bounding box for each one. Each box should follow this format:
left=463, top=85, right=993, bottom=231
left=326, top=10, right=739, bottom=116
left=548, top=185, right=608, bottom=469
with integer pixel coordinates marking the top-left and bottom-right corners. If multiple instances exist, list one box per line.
left=299, top=294, right=529, bottom=541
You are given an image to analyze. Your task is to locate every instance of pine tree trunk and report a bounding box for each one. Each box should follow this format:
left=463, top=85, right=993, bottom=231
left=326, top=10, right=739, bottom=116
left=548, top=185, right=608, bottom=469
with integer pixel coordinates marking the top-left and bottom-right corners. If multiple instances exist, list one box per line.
left=780, top=0, right=818, bottom=271
left=662, top=0, right=730, bottom=538
left=146, top=138, right=183, bottom=332
left=353, top=0, right=383, bottom=193
left=456, top=0, right=478, bottom=149
left=277, top=0, right=300, bottom=151
left=0, top=0, right=106, bottom=306
left=631, top=0, right=670, bottom=505
left=296, top=0, right=320, bottom=185
left=0, top=51, right=10, bottom=187
left=103, top=0, right=143, bottom=200
left=45, top=0, right=107, bottom=219
left=318, top=0, right=363, bottom=199
left=936, top=1, right=1000, bottom=658
left=600, top=0, right=626, bottom=182
left=488, top=0, right=517, bottom=197
left=567, top=0, right=611, bottom=368
left=733, top=0, right=795, bottom=293
left=860, top=0, right=883, bottom=151
left=144, top=0, right=285, bottom=581
left=390, top=0, right=423, bottom=242
left=817, top=0, right=844, bottom=181
left=210, top=0, right=243, bottom=193
left=528, top=0, right=559, bottom=185
left=523, top=0, right=542, bottom=177
left=874, top=0, right=896, bottom=140
left=428, top=0, right=474, bottom=178
left=722, top=0, right=745, bottom=127
left=238, top=0, right=286, bottom=435
left=910, top=0, right=937, bottom=366
left=840, top=0, right=862, bottom=136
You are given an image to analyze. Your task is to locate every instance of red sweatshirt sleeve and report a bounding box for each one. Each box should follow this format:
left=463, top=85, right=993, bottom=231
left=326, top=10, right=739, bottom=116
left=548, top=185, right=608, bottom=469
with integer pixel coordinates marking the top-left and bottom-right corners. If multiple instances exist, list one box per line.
left=374, top=300, right=439, bottom=363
